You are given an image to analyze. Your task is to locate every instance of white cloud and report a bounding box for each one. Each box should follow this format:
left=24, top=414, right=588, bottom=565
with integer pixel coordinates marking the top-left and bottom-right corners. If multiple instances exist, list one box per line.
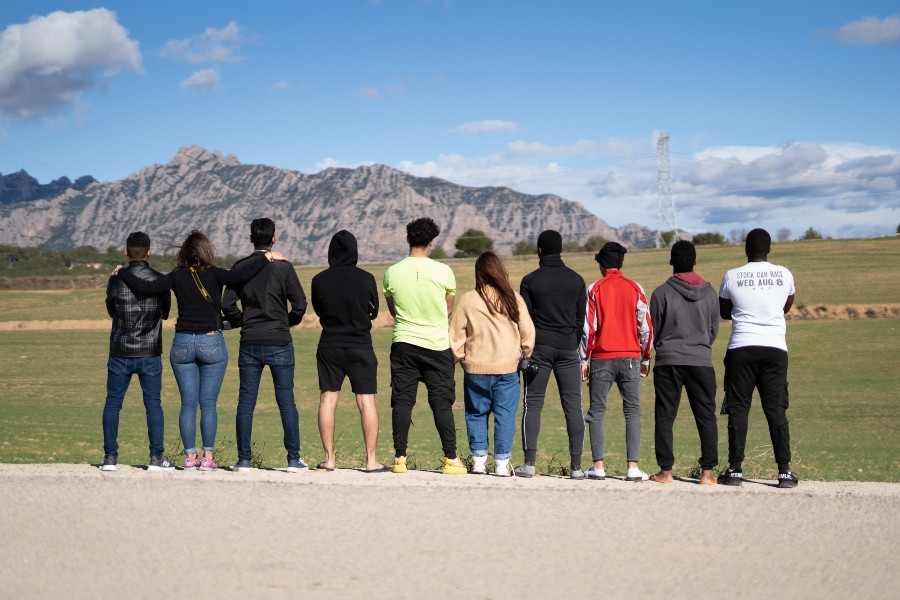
left=0, top=9, right=141, bottom=121
left=449, top=120, right=520, bottom=135
left=384, top=82, right=404, bottom=96
left=160, top=21, right=245, bottom=64
left=355, top=87, right=380, bottom=100
left=392, top=137, right=900, bottom=238
left=180, top=69, right=222, bottom=94
left=831, top=14, right=900, bottom=47
left=270, top=80, right=291, bottom=93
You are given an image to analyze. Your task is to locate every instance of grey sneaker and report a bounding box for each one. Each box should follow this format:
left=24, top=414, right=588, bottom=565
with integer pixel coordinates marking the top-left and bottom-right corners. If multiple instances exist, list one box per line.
left=513, top=464, right=535, bottom=478
left=148, top=456, right=175, bottom=471
left=287, top=458, right=308, bottom=472
left=233, top=459, right=251, bottom=472
left=569, top=469, right=586, bottom=480
left=100, top=455, right=117, bottom=472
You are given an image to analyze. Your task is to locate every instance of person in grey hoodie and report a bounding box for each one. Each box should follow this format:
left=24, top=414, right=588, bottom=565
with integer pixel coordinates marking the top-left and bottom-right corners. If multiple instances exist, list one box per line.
left=311, top=230, right=385, bottom=472
left=648, top=240, right=719, bottom=485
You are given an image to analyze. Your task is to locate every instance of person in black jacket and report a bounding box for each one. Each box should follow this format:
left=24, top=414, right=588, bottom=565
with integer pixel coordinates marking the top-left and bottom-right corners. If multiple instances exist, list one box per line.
left=310, top=230, right=385, bottom=472
left=101, top=232, right=173, bottom=472
left=116, top=229, right=276, bottom=471
left=515, top=230, right=588, bottom=479
left=222, top=218, right=308, bottom=472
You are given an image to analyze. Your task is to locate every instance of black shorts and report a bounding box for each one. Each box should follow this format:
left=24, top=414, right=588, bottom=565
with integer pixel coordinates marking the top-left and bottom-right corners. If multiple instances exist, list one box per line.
left=316, top=347, right=378, bottom=394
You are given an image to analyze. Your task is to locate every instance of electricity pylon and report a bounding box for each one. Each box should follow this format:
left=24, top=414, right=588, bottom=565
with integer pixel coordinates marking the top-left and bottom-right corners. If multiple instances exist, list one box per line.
left=656, top=132, right=679, bottom=248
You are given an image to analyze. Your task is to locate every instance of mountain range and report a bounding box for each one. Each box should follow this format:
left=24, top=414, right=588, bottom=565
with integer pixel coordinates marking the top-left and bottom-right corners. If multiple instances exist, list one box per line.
left=0, top=146, right=654, bottom=264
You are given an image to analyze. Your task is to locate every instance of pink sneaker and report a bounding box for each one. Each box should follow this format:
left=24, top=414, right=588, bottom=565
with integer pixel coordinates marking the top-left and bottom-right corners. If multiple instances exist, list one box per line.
left=184, top=456, right=201, bottom=470
left=200, top=456, right=218, bottom=471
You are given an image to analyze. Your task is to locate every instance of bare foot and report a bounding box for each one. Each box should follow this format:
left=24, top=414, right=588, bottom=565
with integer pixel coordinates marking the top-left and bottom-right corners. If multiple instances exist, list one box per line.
left=649, top=470, right=674, bottom=484
left=699, top=470, right=717, bottom=485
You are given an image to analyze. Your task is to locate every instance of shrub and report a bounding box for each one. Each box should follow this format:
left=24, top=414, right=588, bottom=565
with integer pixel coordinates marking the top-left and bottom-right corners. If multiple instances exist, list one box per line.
left=692, top=231, right=725, bottom=246
left=512, top=240, right=537, bottom=256
left=454, top=228, right=493, bottom=257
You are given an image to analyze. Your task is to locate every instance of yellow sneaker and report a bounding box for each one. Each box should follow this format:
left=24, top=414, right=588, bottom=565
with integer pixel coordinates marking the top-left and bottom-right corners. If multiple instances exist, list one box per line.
left=390, top=456, right=408, bottom=473
left=442, top=456, right=467, bottom=475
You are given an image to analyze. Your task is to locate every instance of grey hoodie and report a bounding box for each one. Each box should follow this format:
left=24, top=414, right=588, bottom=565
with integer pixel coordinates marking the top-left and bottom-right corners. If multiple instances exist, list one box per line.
left=649, top=274, right=719, bottom=367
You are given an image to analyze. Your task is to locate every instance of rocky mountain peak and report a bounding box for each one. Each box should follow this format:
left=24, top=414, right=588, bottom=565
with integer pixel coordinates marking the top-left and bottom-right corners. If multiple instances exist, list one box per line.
left=0, top=147, right=654, bottom=263
left=169, top=145, right=241, bottom=168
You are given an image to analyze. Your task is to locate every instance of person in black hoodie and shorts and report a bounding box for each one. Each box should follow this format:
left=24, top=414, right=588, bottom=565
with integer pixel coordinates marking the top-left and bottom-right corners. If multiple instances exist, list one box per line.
left=222, top=218, right=308, bottom=472
left=311, top=230, right=386, bottom=472
left=648, top=240, right=719, bottom=485
left=515, top=230, right=587, bottom=479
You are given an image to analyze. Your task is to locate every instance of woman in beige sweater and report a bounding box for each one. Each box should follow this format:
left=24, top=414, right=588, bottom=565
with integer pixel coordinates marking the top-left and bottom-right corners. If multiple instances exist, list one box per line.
left=449, top=252, right=535, bottom=475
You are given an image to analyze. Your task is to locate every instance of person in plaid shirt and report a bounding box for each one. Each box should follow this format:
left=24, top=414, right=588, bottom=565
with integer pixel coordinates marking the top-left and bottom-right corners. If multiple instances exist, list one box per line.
left=100, top=232, right=173, bottom=472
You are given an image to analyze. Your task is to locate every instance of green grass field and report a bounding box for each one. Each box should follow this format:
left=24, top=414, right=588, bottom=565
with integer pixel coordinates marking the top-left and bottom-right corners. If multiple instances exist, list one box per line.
left=1, top=237, right=898, bottom=481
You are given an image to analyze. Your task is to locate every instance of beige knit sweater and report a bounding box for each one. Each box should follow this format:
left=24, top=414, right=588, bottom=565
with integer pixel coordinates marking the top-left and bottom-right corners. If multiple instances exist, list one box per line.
left=449, top=287, right=535, bottom=375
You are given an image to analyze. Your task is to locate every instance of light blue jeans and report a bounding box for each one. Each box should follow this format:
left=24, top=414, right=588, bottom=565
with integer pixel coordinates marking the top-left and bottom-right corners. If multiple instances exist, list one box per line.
left=463, top=372, right=520, bottom=460
left=169, top=331, right=228, bottom=454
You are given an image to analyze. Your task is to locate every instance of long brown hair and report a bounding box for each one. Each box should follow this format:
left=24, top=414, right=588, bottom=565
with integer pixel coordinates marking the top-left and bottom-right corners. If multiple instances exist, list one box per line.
left=475, top=251, right=519, bottom=322
left=172, top=230, right=216, bottom=271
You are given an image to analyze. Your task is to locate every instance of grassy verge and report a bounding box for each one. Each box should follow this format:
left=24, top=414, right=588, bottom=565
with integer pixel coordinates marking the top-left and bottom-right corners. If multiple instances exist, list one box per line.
left=3, top=237, right=899, bottom=322
left=1, top=320, right=897, bottom=481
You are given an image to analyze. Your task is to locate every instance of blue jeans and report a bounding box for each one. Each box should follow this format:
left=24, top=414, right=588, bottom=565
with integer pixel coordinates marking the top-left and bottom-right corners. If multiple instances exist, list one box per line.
left=463, top=372, right=520, bottom=460
left=170, top=331, right=228, bottom=454
left=102, top=355, right=164, bottom=457
left=586, top=357, right=642, bottom=462
left=236, top=343, right=300, bottom=461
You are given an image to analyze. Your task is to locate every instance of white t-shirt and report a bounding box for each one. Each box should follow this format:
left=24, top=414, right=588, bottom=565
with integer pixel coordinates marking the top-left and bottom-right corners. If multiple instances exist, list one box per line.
left=719, top=261, right=795, bottom=351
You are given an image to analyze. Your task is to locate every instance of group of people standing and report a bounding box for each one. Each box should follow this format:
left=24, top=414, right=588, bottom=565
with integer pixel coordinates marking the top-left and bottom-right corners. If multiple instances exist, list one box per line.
left=101, top=217, right=798, bottom=488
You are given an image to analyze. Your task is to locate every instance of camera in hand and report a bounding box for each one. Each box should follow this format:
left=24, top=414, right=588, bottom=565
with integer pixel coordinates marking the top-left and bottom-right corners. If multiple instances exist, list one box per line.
left=518, top=356, right=539, bottom=374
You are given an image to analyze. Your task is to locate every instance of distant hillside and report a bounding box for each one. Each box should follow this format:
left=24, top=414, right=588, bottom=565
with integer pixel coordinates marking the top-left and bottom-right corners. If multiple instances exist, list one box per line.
left=0, top=171, right=96, bottom=205
left=0, top=146, right=654, bottom=264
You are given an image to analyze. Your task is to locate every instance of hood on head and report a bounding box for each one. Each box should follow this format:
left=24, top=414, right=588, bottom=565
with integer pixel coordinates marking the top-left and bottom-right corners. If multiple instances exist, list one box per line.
left=328, top=230, right=358, bottom=267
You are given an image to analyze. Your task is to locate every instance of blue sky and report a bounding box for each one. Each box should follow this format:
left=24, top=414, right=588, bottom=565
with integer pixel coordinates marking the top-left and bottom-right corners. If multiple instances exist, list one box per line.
left=1, top=1, right=898, bottom=240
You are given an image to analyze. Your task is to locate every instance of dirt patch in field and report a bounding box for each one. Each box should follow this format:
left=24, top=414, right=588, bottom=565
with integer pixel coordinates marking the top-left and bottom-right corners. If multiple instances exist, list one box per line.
left=785, top=303, right=900, bottom=320
left=0, top=313, right=395, bottom=331
left=3, top=304, right=898, bottom=332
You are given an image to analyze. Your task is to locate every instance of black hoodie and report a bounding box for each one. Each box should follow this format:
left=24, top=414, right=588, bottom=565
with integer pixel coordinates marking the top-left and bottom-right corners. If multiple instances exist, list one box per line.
left=311, top=230, right=379, bottom=349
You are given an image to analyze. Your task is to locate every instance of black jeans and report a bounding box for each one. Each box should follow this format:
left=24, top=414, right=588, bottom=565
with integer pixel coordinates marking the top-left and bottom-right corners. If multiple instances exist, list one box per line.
left=521, top=344, right=584, bottom=464
left=723, top=346, right=791, bottom=468
left=389, top=342, right=458, bottom=458
left=653, top=365, right=718, bottom=471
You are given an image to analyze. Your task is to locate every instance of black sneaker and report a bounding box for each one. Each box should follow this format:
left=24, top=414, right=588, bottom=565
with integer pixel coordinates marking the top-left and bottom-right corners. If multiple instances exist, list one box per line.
left=777, top=471, right=799, bottom=488
left=148, top=456, right=175, bottom=471
left=717, top=468, right=743, bottom=486
left=100, top=455, right=117, bottom=472
left=233, top=459, right=251, bottom=472
left=287, top=458, right=308, bottom=472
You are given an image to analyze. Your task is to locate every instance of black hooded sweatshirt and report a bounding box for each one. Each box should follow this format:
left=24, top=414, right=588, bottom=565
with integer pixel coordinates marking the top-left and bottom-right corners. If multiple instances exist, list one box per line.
left=311, top=230, right=379, bottom=349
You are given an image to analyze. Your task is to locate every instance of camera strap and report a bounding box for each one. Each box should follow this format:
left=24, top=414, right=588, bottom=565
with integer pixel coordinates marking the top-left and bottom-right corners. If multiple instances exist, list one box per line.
left=189, top=266, right=213, bottom=302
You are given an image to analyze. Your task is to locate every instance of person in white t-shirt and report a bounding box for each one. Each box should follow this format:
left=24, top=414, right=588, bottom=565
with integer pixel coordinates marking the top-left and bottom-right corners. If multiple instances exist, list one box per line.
left=718, top=228, right=798, bottom=488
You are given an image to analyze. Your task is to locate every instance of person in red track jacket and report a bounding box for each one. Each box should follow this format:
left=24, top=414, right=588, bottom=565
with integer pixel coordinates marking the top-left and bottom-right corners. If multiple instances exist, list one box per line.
left=579, top=242, right=653, bottom=482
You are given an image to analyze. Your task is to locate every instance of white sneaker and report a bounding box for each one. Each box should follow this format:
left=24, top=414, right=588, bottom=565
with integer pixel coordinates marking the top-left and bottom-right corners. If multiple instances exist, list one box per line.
left=586, top=467, right=606, bottom=480
left=472, top=455, right=487, bottom=474
left=626, top=467, right=649, bottom=482
left=494, top=458, right=511, bottom=477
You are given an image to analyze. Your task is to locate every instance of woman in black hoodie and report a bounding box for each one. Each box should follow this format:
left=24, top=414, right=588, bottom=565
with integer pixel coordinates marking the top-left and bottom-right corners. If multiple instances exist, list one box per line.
left=311, top=230, right=386, bottom=472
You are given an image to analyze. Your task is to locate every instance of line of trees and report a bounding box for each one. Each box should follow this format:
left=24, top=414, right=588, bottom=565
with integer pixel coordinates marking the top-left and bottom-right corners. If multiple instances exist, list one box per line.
left=2, top=244, right=242, bottom=277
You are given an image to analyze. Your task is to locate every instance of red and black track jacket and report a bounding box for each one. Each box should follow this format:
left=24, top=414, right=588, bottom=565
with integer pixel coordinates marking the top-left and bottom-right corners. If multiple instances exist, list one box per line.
left=580, top=269, right=652, bottom=364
